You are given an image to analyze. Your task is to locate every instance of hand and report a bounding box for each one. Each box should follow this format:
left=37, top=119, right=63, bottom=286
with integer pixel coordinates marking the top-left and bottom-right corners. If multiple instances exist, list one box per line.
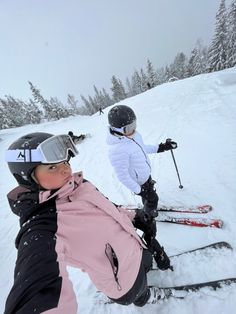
left=133, top=210, right=156, bottom=238
left=137, top=178, right=156, bottom=200
left=157, top=138, right=177, bottom=153
left=137, top=186, right=149, bottom=199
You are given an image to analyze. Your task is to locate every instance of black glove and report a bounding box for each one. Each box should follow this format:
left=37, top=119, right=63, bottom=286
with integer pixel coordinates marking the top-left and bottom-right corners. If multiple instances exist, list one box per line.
left=133, top=209, right=157, bottom=238
left=157, top=138, right=177, bottom=153
left=137, top=179, right=158, bottom=218
left=148, top=239, right=171, bottom=270
left=137, top=186, right=149, bottom=199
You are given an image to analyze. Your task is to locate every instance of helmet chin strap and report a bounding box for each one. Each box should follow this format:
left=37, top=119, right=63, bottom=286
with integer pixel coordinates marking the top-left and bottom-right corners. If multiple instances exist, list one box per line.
left=109, top=127, right=135, bottom=138
left=31, top=170, right=39, bottom=184
left=109, top=128, right=125, bottom=137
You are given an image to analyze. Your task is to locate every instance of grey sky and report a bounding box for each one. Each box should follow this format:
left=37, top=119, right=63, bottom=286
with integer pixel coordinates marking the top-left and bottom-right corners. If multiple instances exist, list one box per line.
left=0, top=0, right=223, bottom=104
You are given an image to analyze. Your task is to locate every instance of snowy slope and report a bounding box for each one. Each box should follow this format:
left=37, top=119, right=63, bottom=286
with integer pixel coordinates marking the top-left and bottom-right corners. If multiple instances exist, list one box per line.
left=1, top=67, right=236, bottom=314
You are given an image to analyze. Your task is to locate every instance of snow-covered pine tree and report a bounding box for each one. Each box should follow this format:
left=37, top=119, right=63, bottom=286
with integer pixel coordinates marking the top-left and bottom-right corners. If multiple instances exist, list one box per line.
left=93, top=85, right=104, bottom=112
left=140, top=68, right=149, bottom=92
left=227, top=0, right=236, bottom=67
left=2, top=96, right=26, bottom=128
left=208, top=0, right=228, bottom=72
left=25, top=99, right=42, bottom=124
left=131, top=70, right=142, bottom=95
left=111, top=75, right=126, bottom=103
left=93, top=86, right=113, bottom=111
left=88, top=95, right=98, bottom=113
left=0, top=98, right=11, bottom=129
left=188, top=40, right=208, bottom=77
left=125, top=77, right=134, bottom=97
left=156, top=67, right=167, bottom=85
left=49, top=97, right=70, bottom=120
left=80, top=94, right=94, bottom=115
left=171, top=52, right=188, bottom=79
left=28, top=81, right=55, bottom=121
left=101, top=88, right=114, bottom=108
left=67, top=94, right=79, bottom=115
left=146, top=59, right=158, bottom=87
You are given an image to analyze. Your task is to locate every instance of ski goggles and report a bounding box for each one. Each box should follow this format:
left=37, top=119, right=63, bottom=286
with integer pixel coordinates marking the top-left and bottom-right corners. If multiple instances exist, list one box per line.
left=123, top=120, right=136, bottom=135
left=5, top=134, right=78, bottom=164
left=110, top=120, right=137, bottom=136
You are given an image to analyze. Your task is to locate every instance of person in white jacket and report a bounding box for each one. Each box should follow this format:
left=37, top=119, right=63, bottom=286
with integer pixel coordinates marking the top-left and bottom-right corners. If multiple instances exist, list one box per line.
left=106, top=105, right=177, bottom=220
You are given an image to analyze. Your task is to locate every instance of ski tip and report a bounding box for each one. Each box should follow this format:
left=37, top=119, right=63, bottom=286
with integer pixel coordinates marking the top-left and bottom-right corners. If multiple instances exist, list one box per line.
left=218, top=241, right=233, bottom=250
left=211, top=219, right=223, bottom=228
left=198, top=205, right=213, bottom=213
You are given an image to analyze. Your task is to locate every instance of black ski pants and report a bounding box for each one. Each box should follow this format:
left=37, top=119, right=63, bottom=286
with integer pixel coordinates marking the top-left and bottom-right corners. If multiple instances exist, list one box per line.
left=109, top=249, right=152, bottom=306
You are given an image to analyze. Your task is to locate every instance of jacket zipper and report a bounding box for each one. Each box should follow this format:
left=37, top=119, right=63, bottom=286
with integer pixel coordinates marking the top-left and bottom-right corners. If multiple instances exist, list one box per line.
left=130, top=138, right=151, bottom=170
left=105, top=243, right=122, bottom=291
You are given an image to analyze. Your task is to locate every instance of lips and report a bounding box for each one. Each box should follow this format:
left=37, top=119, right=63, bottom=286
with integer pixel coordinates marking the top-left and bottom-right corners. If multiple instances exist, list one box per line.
left=65, top=175, right=72, bottom=182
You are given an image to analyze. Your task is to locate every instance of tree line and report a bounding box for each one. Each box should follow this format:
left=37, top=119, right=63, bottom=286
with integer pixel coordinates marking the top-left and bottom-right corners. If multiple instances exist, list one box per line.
left=0, top=0, right=235, bottom=129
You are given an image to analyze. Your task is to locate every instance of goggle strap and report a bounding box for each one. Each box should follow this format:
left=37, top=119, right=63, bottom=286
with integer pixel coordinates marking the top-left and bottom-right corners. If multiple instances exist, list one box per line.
left=5, top=149, right=43, bottom=163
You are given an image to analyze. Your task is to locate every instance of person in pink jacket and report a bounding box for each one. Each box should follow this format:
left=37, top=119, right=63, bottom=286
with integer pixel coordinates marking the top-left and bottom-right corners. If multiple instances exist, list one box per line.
left=4, top=132, right=170, bottom=313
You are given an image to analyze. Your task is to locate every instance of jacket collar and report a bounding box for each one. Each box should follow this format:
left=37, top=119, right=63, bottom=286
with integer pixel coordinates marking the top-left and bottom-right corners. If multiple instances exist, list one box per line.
left=39, top=172, right=84, bottom=202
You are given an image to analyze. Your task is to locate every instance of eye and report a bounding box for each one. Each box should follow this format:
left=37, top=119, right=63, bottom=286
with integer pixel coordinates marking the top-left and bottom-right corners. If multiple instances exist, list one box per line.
left=48, top=165, right=57, bottom=170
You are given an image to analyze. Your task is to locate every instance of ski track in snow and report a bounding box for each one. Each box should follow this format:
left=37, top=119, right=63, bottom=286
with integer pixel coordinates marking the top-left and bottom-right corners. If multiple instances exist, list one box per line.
left=1, top=68, right=236, bottom=313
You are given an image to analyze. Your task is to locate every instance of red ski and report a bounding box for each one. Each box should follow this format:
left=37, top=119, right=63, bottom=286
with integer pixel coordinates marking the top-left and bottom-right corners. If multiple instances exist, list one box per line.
left=158, top=204, right=212, bottom=214
left=124, top=204, right=222, bottom=228
left=157, top=213, right=223, bottom=228
left=125, top=204, right=212, bottom=214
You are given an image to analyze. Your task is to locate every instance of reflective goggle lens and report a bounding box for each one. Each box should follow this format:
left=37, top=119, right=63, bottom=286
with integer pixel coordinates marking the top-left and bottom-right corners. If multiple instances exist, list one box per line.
left=39, top=135, right=78, bottom=163
left=123, top=120, right=136, bottom=135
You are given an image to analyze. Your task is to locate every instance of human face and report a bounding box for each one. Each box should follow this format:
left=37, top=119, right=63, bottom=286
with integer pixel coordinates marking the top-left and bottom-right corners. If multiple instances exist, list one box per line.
left=34, top=161, right=72, bottom=190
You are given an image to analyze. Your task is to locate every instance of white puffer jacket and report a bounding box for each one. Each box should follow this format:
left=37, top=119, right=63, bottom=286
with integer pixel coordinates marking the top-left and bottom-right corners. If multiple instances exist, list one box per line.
left=106, top=130, right=159, bottom=194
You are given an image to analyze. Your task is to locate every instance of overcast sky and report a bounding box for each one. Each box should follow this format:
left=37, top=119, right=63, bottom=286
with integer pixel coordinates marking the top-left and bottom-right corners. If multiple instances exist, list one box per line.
left=0, top=0, right=225, bottom=104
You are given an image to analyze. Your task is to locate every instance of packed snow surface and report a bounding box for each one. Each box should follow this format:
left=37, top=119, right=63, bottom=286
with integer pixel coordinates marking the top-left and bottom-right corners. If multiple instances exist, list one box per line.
left=1, top=67, right=236, bottom=313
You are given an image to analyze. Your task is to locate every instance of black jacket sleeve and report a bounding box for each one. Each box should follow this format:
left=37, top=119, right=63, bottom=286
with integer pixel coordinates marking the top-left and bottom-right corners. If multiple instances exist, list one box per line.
left=4, top=196, right=62, bottom=314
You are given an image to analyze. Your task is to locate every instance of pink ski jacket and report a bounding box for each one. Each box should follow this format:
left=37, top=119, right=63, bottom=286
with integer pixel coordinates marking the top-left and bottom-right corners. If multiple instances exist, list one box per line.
left=5, top=172, right=146, bottom=314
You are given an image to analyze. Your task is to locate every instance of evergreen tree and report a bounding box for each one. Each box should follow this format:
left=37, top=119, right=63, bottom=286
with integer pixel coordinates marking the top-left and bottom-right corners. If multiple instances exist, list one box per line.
left=156, top=67, right=167, bottom=84
left=3, top=96, right=25, bottom=127
left=67, top=94, right=79, bottom=115
left=93, top=85, right=104, bottom=111
left=49, top=97, right=70, bottom=120
left=111, top=75, right=126, bottom=102
left=208, top=0, right=228, bottom=72
left=101, top=88, right=114, bottom=108
left=163, top=65, right=173, bottom=82
left=188, top=40, right=208, bottom=76
left=80, top=94, right=94, bottom=115
left=28, top=81, right=51, bottom=120
left=146, top=59, right=158, bottom=87
left=88, top=95, right=97, bottom=113
left=26, top=99, right=42, bottom=124
left=125, top=77, right=134, bottom=97
left=131, top=70, right=142, bottom=95
left=227, top=0, right=236, bottom=67
left=140, top=68, right=149, bottom=92
left=172, top=52, right=188, bottom=79
left=0, top=96, right=42, bottom=129
left=0, top=99, right=10, bottom=129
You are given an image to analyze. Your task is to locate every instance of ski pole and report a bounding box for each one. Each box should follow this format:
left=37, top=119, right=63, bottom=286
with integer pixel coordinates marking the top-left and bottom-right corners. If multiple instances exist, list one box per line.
left=166, top=139, right=183, bottom=189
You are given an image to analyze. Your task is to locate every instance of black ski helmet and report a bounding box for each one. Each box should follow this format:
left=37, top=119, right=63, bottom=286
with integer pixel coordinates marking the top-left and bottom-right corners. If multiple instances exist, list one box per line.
left=6, top=132, right=54, bottom=189
left=108, top=105, right=136, bottom=129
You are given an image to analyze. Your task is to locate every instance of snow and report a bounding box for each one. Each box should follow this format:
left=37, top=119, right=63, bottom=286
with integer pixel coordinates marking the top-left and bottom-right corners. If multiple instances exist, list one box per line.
left=1, top=67, right=236, bottom=313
